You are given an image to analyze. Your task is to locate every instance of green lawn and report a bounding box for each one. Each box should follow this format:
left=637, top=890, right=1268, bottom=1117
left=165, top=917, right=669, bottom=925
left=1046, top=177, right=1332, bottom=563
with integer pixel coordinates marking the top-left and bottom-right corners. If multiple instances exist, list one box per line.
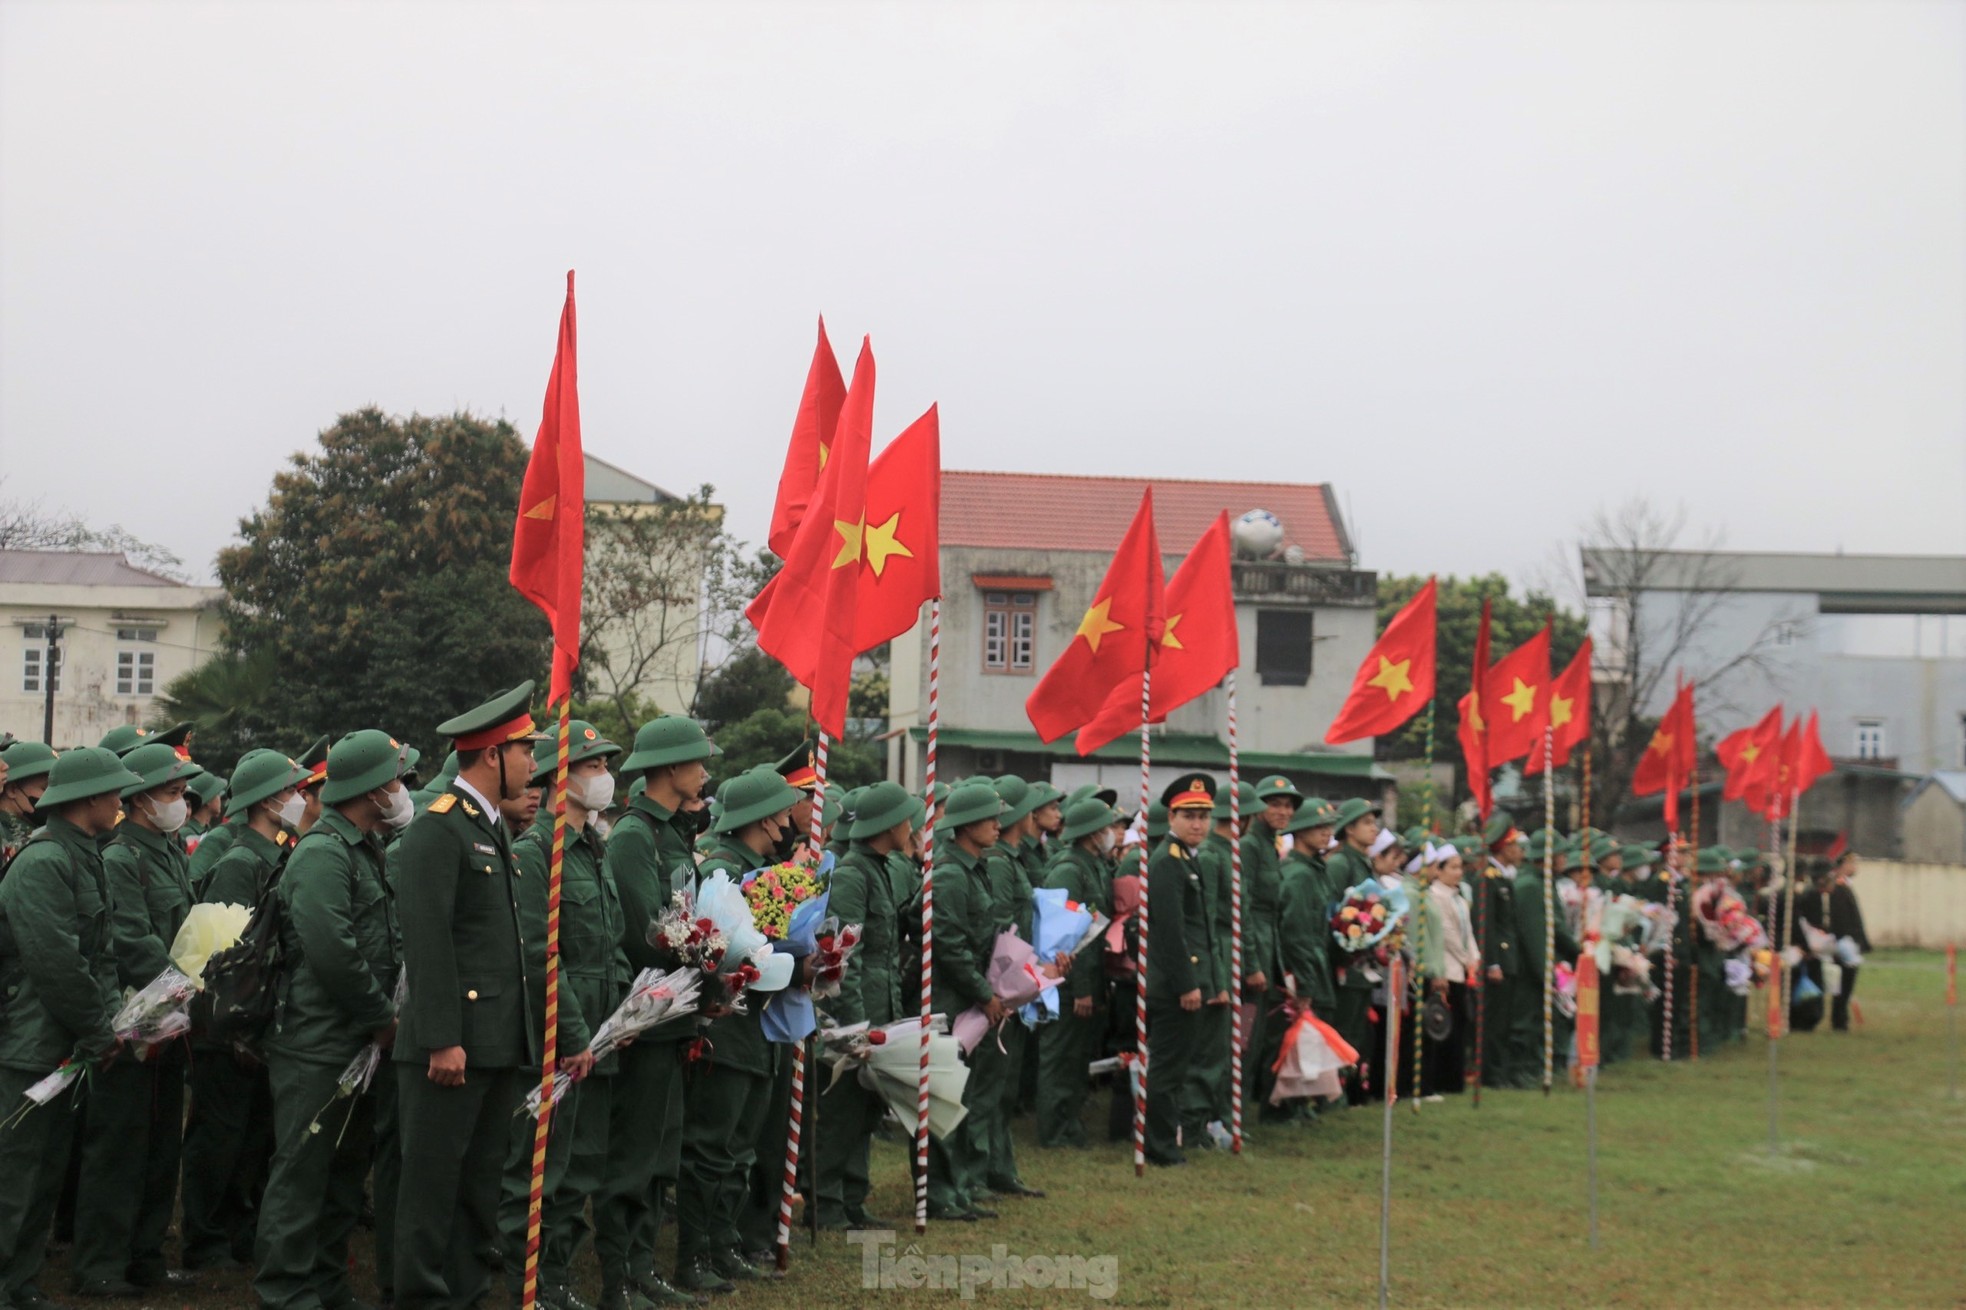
left=60, top=950, right=1964, bottom=1308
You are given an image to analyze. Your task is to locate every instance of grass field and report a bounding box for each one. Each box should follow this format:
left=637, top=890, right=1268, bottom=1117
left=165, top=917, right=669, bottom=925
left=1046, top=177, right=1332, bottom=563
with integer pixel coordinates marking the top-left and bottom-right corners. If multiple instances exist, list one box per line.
left=42, top=949, right=1964, bottom=1308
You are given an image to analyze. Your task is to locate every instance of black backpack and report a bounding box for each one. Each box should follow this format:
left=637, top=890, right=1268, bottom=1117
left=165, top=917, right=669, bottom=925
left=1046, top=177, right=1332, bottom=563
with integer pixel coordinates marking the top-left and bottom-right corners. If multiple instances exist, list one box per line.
left=191, top=868, right=288, bottom=1048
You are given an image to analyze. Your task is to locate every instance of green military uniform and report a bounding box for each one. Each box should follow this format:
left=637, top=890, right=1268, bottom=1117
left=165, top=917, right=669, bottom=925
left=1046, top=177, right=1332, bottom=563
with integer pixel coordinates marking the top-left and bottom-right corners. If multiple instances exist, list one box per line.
left=0, top=739, right=58, bottom=868
left=598, top=717, right=718, bottom=1308
left=393, top=690, right=542, bottom=1310
left=1509, top=829, right=1580, bottom=1085
left=1324, top=799, right=1382, bottom=1079
left=1182, top=784, right=1248, bottom=1141
left=980, top=775, right=1039, bottom=1195
left=253, top=732, right=406, bottom=1310
left=0, top=750, right=136, bottom=1309
left=814, top=781, right=910, bottom=1227
left=496, top=724, right=619, bottom=1307
left=1471, top=813, right=1524, bottom=1089
left=1035, top=799, right=1120, bottom=1148
left=678, top=769, right=801, bottom=1291
left=73, top=745, right=201, bottom=1292
left=924, top=784, right=1004, bottom=1219
left=180, top=749, right=309, bottom=1271
left=1144, top=775, right=1216, bottom=1166
left=1275, top=798, right=1340, bottom=1025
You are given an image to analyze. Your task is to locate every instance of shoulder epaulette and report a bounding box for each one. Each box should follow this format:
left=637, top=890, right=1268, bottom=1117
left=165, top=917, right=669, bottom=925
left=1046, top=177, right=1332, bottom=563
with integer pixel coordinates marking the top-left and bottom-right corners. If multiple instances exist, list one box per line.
left=276, top=830, right=291, bottom=847
left=428, top=794, right=458, bottom=815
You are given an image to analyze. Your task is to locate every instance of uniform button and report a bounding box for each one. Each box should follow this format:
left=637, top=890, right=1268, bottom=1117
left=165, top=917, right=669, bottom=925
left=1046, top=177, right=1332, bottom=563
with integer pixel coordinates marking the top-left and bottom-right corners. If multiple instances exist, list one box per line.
left=467, top=990, right=479, bottom=1001
left=1190, top=955, right=1199, bottom=964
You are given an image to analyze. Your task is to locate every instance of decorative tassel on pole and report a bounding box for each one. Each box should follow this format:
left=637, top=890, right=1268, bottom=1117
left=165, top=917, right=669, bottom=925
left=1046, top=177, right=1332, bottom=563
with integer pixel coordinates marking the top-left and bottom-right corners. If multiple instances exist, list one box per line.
left=1541, top=724, right=1556, bottom=1094
left=775, top=728, right=830, bottom=1268
left=1227, top=671, right=1244, bottom=1155
left=518, top=700, right=573, bottom=1310
left=1132, top=667, right=1153, bottom=1179
left=915, top=599, right=939, bottom=1235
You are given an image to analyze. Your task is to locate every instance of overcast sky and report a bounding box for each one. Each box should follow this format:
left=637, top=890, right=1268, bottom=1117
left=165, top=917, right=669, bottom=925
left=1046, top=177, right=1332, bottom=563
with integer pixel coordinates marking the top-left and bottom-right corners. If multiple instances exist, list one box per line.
left=3, top=1, right=1961, bottom=589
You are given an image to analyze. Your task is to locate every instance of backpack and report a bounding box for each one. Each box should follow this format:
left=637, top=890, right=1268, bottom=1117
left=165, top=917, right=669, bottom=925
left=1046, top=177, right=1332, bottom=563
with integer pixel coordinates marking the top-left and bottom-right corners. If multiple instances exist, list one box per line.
left=190, top=864, right=288, bottom=1048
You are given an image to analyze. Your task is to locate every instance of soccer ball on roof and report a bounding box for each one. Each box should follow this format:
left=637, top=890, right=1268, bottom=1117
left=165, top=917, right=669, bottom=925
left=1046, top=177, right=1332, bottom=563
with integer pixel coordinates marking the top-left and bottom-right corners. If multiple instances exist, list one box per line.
left=1232, top=509, right=1285, bottom=560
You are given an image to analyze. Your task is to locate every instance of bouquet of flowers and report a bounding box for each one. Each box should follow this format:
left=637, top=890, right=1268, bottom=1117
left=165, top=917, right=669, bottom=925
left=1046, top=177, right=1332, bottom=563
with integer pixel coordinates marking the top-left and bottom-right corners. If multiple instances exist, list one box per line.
left=808, top=920, right=863, bottom=1001
left=308, top=973, right=408, bottom=1140
left=741, top=853, right=831, bottom=941
left=0, top=1059, right=84, bottom=1130
left=1691, top=880, right=1769, bottom=954
left=953, top=932, right=1060, bottom=1053
left=168, top=902, right=254, bottom=988
left=112, top=966, right=198, bottom=1055
left=1330, top=884, right=1409, bottom=956
left=1020, top=890, right=1108, bottom=1027
left=819, top=1016, right=969, bottom=1139
left=523, top=966, right=704, bottom=1118
left=648, top=890, right=732, bottom=975
left=758, top=893, right=850, bottom=1044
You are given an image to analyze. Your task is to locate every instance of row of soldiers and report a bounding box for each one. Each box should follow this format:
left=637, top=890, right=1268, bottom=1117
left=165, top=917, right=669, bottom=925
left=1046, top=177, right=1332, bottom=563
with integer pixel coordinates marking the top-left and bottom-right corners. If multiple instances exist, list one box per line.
left=0, top=704, right=1847, bottom=1310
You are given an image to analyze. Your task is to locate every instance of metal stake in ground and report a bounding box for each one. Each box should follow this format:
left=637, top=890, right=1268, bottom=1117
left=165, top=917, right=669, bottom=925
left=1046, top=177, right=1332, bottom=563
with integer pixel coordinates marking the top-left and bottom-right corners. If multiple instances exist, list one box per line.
left=1379, top=952, right=1404, bottom=1310
left=1948, top=943, right=1959, bottom=1101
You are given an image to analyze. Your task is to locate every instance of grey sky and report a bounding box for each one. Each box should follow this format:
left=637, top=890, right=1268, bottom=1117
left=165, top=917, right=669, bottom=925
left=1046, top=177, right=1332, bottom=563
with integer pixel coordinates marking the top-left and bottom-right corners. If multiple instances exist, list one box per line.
left=3, top=1, right=1961, bottom=589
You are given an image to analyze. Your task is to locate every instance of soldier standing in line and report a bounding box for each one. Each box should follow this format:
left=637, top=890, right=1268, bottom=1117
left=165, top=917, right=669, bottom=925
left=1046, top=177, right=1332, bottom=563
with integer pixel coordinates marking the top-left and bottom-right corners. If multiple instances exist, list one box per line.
left=1143, top=774, right=1217, bottom=1168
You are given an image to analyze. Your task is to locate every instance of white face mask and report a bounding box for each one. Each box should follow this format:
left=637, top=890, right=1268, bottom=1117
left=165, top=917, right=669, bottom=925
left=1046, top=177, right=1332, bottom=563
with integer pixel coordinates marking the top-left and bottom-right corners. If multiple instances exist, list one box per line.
left=573, top=772, right=615, bottom=814
left=147, top=795, right=189, bottom=834
left=1097, top=829, right=1118, bottom=856
left=377, top=784, right=414, bottom=831
left=274, top=793, right=306, bottom=829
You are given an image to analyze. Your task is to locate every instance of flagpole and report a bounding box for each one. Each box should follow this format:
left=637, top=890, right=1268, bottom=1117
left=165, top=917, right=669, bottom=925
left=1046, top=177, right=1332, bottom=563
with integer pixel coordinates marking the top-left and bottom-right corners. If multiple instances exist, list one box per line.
left=519, top=698, right=572, bottom=1310
left=1542, top=725, right=1556, bottom=1095
left=1689, top=751, right=1701, bottom=1063
left=1227, top=670, right=1244, bottom=1156
left=1781, top=787, right=1800, bottom=1023
left=775, top=727, right=829, bottom=1268
left=915, top=599, right=939, bottom=1235
left=1412, top=698, right=1434, bottom=1112
left=1132, top=667, right=1152, bottom=1179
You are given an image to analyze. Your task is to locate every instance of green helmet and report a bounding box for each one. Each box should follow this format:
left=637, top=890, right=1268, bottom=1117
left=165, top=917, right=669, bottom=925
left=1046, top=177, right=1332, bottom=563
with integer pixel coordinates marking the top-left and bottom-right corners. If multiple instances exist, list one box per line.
left=994, top=775, right=1043, bottom=824
left=1, top=740, right=59, bottom=785
left=621, top=717, right=720, bottom=774
left=1211, top=781, right=1259, bottom=822
left=712, top=767, right=805, bottom=835
left=186, top=770, right=227, bottom=808
left=36, top=747, right=145, bottom=810
left=1144, top=801, right=1169, bottom=841
left=936, top=781, right=1005, bottom=834
left=119, top=743, right=201, bottom=799
left=1330, top=797, right=1381, bottom=835
left=320, top=730, right=411, bottom=806
left=528, top=721, right=621, bottom=784
left=1253, top=774, right=1303, bottom=805
left=97, top=724, right=156, bottom=757
left=848, top=781, right=917, bottom=840
left=225, top=749, right=313, bottom=819
left=1060, top=796, right=1124, bottom=843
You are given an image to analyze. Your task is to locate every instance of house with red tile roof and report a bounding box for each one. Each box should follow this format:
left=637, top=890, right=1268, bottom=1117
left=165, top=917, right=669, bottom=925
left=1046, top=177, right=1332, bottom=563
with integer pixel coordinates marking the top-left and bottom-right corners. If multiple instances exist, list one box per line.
left=886, top=471, right=1395, bottom=803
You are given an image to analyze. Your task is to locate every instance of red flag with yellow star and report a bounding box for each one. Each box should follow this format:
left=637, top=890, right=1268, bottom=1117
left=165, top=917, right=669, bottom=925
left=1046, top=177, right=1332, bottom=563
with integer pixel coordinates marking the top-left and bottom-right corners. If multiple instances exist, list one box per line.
left=1075, top=512, right=1237, bottom=755
left=768, top=318, right=846, bottom=560
left=851, top=404, right=941, bottom=650
left=1025, top=490, right=1165, bottom=743
left=1324, top=577, right=1437, bottom=746
left=1482, top=622, right=1552, bottom=766
left=1631, top=679, right=1696, bottom=831
left=509, top=271, right=585, bottom=704
left=1718, top=704, right=1783, bottom=802
left=1523, top=636, right=1591, bottom=776
left=1456, top=597, right=1492, bottom=818
left=746, top=338, right=875, bottom=738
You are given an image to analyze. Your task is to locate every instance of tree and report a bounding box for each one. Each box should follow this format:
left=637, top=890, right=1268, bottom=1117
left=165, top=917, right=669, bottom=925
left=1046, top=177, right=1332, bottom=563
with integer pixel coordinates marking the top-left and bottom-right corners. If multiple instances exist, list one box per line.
left=149, top=648, right=282, bottom=775
left=580, top=487, right=779, bottom=727
left=216, top=408, right=550, bottom=757
left=1372, top=574, right=1587, bottom=783
left=1562, top=497, right=1794, bottom=826
left=0, top=477, right=188, bottom=580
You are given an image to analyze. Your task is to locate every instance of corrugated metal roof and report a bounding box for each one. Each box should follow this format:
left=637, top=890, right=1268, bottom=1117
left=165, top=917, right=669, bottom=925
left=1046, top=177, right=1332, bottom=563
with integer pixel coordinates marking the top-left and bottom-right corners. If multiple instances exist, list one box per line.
left=942, top=471, right=1349, bottom=560
left=0, top=550, right=180, bottom=587
left=1582, top=548, right=1966, bottom=606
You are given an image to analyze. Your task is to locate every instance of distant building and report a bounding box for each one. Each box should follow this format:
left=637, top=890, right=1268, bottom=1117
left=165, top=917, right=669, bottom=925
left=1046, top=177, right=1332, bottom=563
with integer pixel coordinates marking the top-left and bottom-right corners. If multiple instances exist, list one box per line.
left=1586, top=547, right=1966, bottom=855
left=1, top=550, right=225, bottom=746
left=886, top=471, right=1395, bottom=808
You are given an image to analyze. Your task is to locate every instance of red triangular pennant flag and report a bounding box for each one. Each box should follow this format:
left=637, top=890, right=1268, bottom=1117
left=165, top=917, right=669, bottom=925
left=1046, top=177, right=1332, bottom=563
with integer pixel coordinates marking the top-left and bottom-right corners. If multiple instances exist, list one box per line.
left=509, top=271, right=585, bottom=705
left=851, top=405, right=942, bottom=651
left=1525, top=636, right=1591, bottom=776
left=768, top=318, right=846, bottom=560
left=1458, top=598, right=1493, bottom=819
left=1718, top=705, right=1783, bottom=802
left=1483, top=623, right=1552, bottom=766
left=1324, top=578, right=1437, bottom=746
left=1025, top=490, right=1165, bottom=743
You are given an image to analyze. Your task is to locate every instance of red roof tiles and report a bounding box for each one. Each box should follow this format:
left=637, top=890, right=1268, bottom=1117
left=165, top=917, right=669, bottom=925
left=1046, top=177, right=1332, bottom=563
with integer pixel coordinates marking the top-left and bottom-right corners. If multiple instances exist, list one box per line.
left=941, top=471, right=1351, bottom=561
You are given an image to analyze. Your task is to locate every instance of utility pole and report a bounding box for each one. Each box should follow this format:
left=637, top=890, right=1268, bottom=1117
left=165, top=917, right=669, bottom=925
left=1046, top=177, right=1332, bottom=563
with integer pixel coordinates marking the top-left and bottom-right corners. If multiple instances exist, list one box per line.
left=41, top=613, right=61, bottom=745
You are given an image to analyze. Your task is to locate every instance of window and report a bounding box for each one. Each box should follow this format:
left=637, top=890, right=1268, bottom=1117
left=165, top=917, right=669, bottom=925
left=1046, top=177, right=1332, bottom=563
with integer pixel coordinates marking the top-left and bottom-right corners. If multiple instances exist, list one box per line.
left=21, top=625, right=60, bottom=694
left=116, top=628, right=157, bottom=696
left=982, top=592, right=1037, bottom=673
left=1854, top=719, right=1886, bottom=761
left=1256, top=609, right=1313, bottom=686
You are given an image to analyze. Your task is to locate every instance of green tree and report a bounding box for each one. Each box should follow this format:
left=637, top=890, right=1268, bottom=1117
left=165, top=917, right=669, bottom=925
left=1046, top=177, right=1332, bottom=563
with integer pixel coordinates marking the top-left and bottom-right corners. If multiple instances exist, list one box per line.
left=149, top=648, right=281, bottom=775
left=1371, top=574, right=1587, bottom=785
left=216, top=408, right=550, bottom=757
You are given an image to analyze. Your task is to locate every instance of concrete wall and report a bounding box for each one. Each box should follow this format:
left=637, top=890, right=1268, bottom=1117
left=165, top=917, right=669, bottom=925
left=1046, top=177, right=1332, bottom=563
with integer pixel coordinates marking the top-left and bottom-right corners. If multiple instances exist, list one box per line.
left=1902, top=787, right=1966, bottom=865
left=1, top=587, right=225, bottom=746
left=1846, top=859, right=1966, bottom=949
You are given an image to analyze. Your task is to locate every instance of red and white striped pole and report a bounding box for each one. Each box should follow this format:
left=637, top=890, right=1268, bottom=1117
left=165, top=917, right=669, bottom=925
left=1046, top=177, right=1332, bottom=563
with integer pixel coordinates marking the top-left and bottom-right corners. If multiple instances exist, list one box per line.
left=1227, top=672, right=1244, bottom=1155
left=1132, top=668, right=1153, bottom=1177
left=518, top=700, right=572, bottom=1310
left=774, top=729, right=830, bottom=1268
left=915, top=599, right=940, bottom=1234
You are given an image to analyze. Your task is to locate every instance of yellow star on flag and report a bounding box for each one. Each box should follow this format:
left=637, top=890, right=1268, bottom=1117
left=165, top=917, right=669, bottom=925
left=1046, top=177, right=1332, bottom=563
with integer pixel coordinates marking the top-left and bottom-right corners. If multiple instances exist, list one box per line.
left=831, top=518, right=864, bottom=569
left=1549, top=693, right=1574, bottom=731
left=1076, top=597, right=1125, bottom=654
left=1501, top=677, right=1538, bottom=722
left=1738, top=742, right=1761, bottom=764
left=862, top=511, right=913, bottom=578
left=522, top=494, right=556, bottom=521
left=1648, top=730, right=1674, bottom=757
left=818, top=441, right=830, bottom=471
left=1365, top=656, right=1413, bottom=702
left=1467, top=691, right=1486, bottom=734
left=1161, top=612, right=1185, bottom=650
